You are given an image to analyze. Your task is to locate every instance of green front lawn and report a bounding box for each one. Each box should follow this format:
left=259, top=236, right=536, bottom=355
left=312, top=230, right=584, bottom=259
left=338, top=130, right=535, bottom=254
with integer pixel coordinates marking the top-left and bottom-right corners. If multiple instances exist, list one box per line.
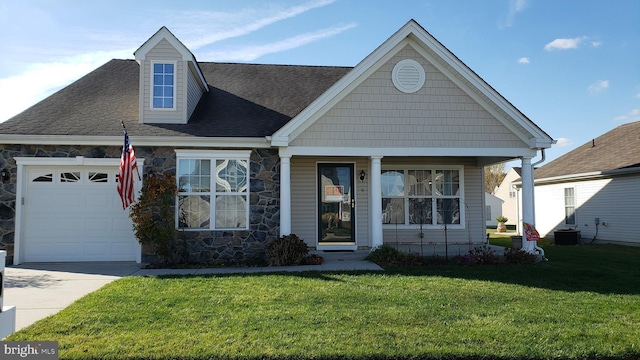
left=9, top=244, right=640, bottom=359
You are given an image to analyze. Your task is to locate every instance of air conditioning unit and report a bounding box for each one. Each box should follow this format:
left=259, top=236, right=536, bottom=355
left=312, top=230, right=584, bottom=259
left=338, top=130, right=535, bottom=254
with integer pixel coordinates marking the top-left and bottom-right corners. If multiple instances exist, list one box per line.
left=554, top=230, right=581, bottom=245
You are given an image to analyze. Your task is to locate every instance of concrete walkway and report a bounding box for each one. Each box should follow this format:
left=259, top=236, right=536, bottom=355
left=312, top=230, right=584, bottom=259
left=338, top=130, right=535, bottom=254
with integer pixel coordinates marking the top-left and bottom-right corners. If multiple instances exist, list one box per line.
left=4, top=253, right=382, bottom=332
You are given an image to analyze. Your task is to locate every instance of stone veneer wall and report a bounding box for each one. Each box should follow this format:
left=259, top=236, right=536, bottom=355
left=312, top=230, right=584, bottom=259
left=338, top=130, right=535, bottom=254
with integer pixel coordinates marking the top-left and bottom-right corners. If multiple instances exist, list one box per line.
left=0, top=145, right=280, bottom=265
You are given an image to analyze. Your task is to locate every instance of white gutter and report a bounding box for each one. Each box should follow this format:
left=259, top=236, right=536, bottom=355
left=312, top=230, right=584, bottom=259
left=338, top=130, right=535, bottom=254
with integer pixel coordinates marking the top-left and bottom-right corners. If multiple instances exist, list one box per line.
left=530, top=149, right=546, bottom=259
left=513, top=166, right=640, bottom=187
left=0, top=135, right=272, bottom=148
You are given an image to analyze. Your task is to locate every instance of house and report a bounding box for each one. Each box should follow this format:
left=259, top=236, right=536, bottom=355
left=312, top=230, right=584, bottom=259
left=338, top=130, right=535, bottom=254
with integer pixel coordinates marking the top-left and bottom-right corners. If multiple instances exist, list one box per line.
left=530, top=121, right=640, bottom=246
left=484, top=192, right=504, bottom=228
left=0, top=20, right=554, bottom=265
left=494, top=167, right=522, bottom=229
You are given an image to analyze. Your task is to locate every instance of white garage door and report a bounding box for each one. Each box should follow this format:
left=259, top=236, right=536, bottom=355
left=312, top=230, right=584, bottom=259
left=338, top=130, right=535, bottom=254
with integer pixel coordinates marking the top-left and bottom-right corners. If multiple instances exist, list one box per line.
left=23, top=165, right=138, bottom=262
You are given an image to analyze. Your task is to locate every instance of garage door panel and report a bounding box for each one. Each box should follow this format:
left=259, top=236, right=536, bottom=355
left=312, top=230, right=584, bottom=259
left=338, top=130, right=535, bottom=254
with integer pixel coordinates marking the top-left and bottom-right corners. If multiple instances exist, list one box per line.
left=26, top=216, right=86, bottom=237
left=85, top=193, right=115, bottom=211
left=84, top=218, right=111, bottom=232
left=85, top=243, right=109, bottom=256
left=112, top=243, right=136, bottom=256
left=25, top=241, right=60, bottom=262
left=24, top=166, right=139, bottom=262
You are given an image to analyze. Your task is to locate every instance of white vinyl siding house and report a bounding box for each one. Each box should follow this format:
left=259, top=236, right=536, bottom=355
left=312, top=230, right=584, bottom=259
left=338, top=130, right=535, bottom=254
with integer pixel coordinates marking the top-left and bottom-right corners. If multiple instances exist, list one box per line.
left=534, top=175, right=640, bottom=245
left=530, top=121, right=640, bottom=246
left=485, top=192, right=504, bottom=227
left=494, top=167, right=522, bottom=228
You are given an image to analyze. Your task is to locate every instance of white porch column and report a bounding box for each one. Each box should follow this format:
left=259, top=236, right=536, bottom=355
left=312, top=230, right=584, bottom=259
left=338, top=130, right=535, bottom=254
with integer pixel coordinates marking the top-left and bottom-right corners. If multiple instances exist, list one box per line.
left=370, top=156, right=383, bottom=249
left=279, top=155, right=292, bottom=236
left=520, top=156, right=535, bottom=252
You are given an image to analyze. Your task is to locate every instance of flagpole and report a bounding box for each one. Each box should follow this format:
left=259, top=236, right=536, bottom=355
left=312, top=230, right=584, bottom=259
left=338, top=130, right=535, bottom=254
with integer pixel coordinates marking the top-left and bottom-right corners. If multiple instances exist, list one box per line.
left=121, top=121, right=142, bottom=181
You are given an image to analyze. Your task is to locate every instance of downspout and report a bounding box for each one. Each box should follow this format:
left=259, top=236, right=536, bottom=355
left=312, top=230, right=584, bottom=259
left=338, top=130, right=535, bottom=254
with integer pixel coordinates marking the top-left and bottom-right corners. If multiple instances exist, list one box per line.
left=530, top=149, right=546, bottom=259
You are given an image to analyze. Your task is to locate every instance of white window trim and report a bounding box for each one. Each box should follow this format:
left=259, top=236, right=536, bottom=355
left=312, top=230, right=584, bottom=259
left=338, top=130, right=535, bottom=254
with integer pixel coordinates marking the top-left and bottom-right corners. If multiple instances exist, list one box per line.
left=175, top=150, right=251, bottom=231
left=150, top=61, right=177, bottom=111
left=564, top=187, right=576, bottom=226
left=381, top=165, right=465, bottom=229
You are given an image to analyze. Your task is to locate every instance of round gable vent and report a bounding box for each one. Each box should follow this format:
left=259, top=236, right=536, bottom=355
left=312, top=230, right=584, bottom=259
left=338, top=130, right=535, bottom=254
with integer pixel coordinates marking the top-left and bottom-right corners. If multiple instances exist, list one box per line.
left=392, top=59, right=425, bottom=93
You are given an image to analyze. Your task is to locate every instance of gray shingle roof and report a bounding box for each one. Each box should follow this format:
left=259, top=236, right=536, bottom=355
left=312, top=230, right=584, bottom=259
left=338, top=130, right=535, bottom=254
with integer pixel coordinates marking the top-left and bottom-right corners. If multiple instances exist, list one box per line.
left=0, top=59, right=352, bottom=138
left=535, top=121, right=640, bottom=179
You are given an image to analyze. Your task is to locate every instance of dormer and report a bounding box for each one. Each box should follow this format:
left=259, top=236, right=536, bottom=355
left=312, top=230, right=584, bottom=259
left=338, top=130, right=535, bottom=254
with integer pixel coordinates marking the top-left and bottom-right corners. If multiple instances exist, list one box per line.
left=134, top=26, right=208, bottom=124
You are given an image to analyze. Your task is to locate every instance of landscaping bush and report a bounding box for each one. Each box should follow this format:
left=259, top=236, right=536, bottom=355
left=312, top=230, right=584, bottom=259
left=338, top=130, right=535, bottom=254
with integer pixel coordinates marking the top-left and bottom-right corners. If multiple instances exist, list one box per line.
left=369, top=244, right=540, bottom=268
left=266, top=234, right=309, bottom=266
left=504, top=247, right=539, bottom=265
left=451, top=246, right=500, bottom=266
left=366, top=244, right=407, bottom=265
left=129, top=173, right=178, bottom=263
left=300, top=254, right=324, bottom=265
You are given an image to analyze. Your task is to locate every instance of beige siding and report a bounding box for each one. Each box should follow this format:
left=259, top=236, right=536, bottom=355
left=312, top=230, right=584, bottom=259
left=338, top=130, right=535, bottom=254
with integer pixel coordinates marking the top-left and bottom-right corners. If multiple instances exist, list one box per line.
left=140, top=39, right=186, bottom=124
left=290, top=157, right=370, bottom=248
left=290, top=156, right=484, bottom=248
left=291, top=45, right=526, bottom=149
left=381, top=157, right=486, bottom=246
left=186, top=66, right=203, bottom=119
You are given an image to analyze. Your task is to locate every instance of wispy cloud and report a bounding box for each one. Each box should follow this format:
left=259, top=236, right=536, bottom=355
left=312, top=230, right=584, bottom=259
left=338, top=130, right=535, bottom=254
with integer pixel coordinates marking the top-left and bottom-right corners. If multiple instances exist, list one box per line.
left=590, top=40, right=603, bottom=48
left=0, top=0, right=339, bottom=122
left=587, top=80, right=609, bottom=94
left=0, top=49, right=132, bottom=121
left=544, top=36, right=587, bottom=51
left=614, top=108, right=640, bottom=123
left=501, top=0, right=528, bottom=28
left=555, top=137, right=572, bottom=147
left=202, top=23, right=356, bottom=62
left=544, top=36, right=602, bottom=51
left=176, top=0, right=337, bottom=50
left=517, top=57, right=530, bottom=64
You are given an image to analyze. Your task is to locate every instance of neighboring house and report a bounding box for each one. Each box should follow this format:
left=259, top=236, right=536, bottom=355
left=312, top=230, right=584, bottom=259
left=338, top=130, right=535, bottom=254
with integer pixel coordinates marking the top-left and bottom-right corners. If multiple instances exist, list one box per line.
left=494, top=167, right=522, bottom=229
left=529, top=121, right=640, bottom=246
left=0, top=20, right=554, bottom=265
left=484, top=192, right=504, bottom=228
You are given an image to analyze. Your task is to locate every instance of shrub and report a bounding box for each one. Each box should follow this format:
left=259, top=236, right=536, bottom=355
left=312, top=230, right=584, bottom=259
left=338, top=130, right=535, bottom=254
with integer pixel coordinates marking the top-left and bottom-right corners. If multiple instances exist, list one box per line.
left=130, top=173, right=178, bottom=263
left=366, top=245, right=407, bottom=266
left=453, top=246, right=501, bottom=265
left=504, top=248, right=538, bottom=265
left=267, top=234, right=309, bottom=266
left=300, top=254, right=324, bottom=265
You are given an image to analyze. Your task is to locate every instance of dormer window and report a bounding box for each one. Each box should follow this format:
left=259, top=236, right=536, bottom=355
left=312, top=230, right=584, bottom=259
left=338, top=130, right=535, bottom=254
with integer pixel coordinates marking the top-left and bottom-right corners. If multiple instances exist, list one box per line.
left=152, top=62, right=175, bottom=109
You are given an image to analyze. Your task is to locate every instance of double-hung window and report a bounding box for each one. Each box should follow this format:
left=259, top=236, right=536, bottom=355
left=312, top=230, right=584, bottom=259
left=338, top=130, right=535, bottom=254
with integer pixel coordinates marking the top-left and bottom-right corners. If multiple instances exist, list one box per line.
left=381, top=166, right=463, bottom=227
left=564, top=187, right=576, bottom=225
left=176, top=150, right=250, bottom=230
left=152, top=62, right=175, bottom=109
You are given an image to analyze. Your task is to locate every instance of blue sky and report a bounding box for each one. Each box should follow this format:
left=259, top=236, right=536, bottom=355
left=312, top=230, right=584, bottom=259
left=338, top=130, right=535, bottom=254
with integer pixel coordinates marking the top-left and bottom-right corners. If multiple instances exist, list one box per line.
left=1, top=0, right=638, bottom=166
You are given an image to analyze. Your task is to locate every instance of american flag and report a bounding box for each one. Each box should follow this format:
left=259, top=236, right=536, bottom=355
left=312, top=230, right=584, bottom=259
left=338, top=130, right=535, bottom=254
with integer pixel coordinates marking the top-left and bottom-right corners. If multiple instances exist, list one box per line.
left=117, top=131, right=138, bottom=209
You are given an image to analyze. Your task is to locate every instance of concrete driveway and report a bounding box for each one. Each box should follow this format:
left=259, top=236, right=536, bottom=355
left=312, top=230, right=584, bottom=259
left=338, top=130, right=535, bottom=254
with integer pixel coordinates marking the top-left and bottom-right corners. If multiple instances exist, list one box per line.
left=4, top=262, right=142, bottom=331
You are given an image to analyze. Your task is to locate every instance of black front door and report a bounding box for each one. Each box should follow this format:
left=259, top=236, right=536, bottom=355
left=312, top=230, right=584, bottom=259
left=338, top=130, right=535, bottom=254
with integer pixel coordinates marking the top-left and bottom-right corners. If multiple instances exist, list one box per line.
left=318, top=163, right=355, bottom=246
